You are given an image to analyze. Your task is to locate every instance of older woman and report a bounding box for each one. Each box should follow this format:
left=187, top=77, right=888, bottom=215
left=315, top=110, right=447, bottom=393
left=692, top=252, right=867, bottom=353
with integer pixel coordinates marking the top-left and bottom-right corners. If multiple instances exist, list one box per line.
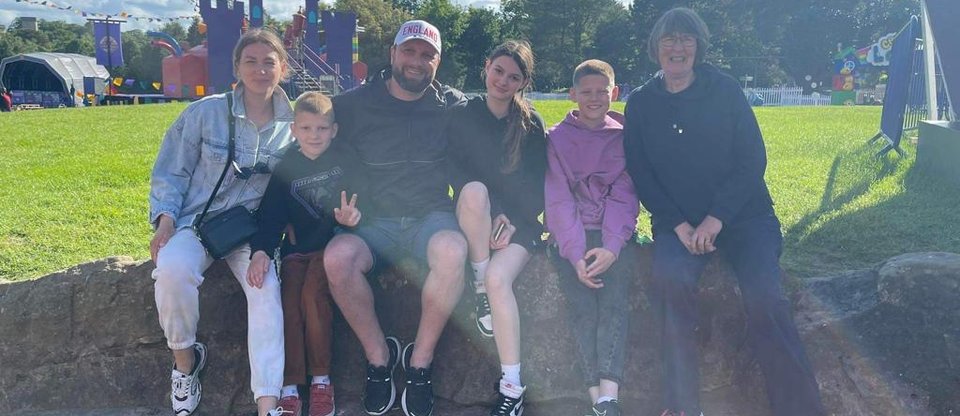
left=149, top=29, right=293, bottom=416
left=623, top=8, right=825, bottom=416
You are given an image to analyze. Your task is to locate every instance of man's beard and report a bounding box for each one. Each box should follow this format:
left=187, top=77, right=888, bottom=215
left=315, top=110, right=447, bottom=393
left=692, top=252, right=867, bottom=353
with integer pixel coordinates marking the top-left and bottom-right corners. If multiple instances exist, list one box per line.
left=392, top=64, right=433, bottom=94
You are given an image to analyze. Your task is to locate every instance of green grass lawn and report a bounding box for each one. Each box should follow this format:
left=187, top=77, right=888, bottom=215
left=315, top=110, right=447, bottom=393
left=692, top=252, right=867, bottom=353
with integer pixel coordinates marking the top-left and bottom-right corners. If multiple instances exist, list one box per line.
left=1, top=101, right=957, bottom=281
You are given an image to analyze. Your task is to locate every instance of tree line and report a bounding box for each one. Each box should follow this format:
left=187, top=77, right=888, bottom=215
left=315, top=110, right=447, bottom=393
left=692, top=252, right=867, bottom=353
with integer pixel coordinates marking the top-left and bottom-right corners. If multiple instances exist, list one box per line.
left=0, top=0, right=919, bottom=92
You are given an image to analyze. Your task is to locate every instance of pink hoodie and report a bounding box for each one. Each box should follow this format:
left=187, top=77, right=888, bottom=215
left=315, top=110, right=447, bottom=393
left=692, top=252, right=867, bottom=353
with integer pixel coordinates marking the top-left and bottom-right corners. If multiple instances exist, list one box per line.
left=545, top=110, right=640, bottom=267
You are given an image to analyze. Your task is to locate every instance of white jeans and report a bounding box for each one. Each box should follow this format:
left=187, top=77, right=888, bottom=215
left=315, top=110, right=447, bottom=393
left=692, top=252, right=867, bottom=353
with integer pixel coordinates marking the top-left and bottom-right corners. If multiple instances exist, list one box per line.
left=152, top=228, right=284, bottom=400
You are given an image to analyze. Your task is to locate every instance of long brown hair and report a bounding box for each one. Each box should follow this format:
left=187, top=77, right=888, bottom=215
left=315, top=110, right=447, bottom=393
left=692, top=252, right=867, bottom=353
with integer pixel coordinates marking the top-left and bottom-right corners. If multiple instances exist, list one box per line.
left=487, top=40, right=535, bottom=174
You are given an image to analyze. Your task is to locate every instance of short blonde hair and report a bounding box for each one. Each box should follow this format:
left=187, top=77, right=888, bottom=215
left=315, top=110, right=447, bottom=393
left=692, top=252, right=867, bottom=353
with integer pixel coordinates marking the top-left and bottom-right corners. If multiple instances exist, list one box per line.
left=572, top=59, right=615, bottom=88
left=293, top=91, right=335, bottom=121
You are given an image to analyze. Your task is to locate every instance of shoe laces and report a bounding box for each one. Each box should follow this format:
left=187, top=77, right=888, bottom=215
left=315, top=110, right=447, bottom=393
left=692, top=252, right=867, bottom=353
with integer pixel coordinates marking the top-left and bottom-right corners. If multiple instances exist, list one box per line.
left=491, top=392, right=521, bottom=415
left=476, top=292, right=491, bottom=315
left=171, top=374, right=191, bottom=398
left=366, top=365, right=392, bottom=382
left=406, top=367, right=432, bottom=390
left=268, top=406, right=295, bottom=416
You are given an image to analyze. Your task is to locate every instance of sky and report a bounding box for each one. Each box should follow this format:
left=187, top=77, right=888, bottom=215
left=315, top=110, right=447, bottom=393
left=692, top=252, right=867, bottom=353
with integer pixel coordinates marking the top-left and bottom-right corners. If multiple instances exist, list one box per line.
left=0, top=0, right=505, bottom=31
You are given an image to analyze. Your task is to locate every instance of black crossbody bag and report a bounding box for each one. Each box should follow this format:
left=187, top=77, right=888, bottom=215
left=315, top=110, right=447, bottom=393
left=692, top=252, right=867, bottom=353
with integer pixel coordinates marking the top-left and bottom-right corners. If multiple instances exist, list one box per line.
left=193, top=92, right=259, bottom=259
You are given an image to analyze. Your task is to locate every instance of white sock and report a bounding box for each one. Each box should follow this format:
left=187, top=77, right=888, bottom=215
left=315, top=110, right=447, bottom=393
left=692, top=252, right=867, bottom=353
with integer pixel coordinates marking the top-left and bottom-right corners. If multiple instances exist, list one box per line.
left=501, top=363, right=521, bottom=386
left=471, top=258, right=489, bottom=293
left=596, top=395, right=617, bottom=404
left=311, top=375, right=330, bottom=385
left=281, top=385, right=299, bottom=398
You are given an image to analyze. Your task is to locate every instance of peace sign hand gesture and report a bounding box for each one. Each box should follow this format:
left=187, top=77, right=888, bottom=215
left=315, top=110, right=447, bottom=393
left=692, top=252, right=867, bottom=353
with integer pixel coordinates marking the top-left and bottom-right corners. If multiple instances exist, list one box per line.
left=333, top=191, right=361, bottom=227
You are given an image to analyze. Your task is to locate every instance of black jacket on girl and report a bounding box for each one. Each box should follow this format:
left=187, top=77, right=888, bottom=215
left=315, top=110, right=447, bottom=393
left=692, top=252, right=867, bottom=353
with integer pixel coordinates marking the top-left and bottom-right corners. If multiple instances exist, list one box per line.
left=448, top=95, right=548, bottom=250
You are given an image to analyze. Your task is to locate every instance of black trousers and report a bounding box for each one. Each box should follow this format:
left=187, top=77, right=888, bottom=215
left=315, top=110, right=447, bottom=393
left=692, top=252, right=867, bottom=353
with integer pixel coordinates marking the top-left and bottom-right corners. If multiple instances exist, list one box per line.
left=652, top=214, right=825, bottom=416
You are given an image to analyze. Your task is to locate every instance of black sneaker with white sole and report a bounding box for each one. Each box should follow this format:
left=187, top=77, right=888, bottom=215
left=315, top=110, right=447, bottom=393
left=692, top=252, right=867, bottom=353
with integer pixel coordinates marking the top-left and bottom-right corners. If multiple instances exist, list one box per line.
left=363, top=336, right=401, bottom=415
left=591, top=399, right=620, bottom=416
left=401, top=342, right=434, bottom=416
left=171, top=342, right=207, bottom=416
left=475, top=292, right=494, bottom=338
left=490, top=379, right=525, bottom=416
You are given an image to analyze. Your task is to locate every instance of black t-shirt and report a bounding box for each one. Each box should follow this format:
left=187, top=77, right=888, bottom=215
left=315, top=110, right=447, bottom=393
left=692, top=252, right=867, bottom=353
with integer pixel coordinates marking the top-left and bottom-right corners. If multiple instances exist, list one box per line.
left=251, top=143, right=363, bottom=258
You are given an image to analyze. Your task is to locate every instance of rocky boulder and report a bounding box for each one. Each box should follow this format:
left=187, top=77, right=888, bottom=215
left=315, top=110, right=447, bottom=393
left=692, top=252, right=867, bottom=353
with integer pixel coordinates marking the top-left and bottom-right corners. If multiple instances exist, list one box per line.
left=1, top=249, right=958, bottom=415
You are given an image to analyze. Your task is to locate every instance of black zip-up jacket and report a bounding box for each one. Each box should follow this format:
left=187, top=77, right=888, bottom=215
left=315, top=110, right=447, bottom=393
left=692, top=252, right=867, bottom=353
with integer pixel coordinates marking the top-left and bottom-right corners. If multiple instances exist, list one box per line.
left=332, top=69, right=466, bottom=218
left=623, top=63, right=774, bottom=232
left=250, top=144, right=362, bottom=258
left=448, top=95, right=547, bottom=249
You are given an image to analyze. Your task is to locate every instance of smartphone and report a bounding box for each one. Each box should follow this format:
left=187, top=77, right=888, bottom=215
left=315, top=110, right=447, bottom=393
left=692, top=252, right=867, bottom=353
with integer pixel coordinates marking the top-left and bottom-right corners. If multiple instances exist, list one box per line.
left=494, top=222, right=506, bottom=241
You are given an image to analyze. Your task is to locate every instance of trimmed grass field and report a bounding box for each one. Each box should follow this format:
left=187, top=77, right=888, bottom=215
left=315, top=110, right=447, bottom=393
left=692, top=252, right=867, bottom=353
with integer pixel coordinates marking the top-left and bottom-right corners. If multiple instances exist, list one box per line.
left=1, top=101, right=957, bottom=281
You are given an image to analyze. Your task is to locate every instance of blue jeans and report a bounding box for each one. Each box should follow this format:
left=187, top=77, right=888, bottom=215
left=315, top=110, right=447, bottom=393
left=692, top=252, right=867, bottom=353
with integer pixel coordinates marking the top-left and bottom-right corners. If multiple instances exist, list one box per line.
left=652, top=214, right=825, bottom=416
left=552, top=231, right=634, bottom=387
left=346, top=210, right=461, bottom=276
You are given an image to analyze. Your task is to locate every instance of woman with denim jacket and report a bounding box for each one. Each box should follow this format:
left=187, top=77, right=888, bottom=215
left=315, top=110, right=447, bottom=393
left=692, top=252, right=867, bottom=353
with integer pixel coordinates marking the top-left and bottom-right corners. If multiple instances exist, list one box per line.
left=148, top=29, right=294, bottom=416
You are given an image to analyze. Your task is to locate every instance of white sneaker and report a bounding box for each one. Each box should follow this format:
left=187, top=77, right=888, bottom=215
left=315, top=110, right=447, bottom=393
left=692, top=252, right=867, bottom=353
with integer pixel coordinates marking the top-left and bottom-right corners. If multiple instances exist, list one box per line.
left=171, top=342, right=207, bottom=416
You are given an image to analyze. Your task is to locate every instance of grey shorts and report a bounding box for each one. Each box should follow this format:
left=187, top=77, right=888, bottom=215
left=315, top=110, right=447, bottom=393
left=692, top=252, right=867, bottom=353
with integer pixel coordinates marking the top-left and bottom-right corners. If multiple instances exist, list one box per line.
left=342, top=211, right=461, bottom=276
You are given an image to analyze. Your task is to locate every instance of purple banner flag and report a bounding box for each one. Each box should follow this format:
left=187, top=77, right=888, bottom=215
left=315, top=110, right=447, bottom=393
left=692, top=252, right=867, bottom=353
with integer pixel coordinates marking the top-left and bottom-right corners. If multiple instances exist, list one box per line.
left=93, top=20, right=124, bottom=68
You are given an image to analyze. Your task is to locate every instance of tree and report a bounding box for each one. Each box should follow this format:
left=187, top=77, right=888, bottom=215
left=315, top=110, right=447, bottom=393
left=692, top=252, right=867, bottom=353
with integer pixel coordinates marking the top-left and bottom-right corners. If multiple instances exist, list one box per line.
left=0, top=32, right=39, bottom=62
left=335, top=0, right=412, bottom=75
left=458, top=7, right=503, bottom=90
left=587, top=6, right=639, bottom=89
left=159, top=22, right=189, bottom=47
left=779, top=0, right=918, bottom=90
left=415, top=0, right=466, bottom=86
left=186, top=18, right=205, bottom=50
left=392, top=0, right=425, bottom=14
left=262, top=12, right=291, bottom=37
left=503, top=0, right=624, bottom=90
left=111, top=30, right=164, bottom=84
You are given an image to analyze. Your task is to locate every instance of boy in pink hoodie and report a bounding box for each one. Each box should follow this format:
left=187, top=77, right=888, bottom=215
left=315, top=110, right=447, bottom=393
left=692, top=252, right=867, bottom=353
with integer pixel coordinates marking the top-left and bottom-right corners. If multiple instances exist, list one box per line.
left=544, top=59, right=639, bottom=416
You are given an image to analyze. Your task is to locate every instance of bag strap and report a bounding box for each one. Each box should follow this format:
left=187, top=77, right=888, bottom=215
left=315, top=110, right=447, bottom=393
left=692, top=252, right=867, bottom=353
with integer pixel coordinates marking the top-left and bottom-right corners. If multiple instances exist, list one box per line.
left=194, top=91, right=236, bottom=228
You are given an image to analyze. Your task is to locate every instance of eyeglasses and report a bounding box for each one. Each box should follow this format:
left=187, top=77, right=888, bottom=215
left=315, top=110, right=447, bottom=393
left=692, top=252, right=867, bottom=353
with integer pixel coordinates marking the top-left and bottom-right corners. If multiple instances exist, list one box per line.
left=233, top=161, right=270, bottom=180
left=659, top=35, right=697, bottom=48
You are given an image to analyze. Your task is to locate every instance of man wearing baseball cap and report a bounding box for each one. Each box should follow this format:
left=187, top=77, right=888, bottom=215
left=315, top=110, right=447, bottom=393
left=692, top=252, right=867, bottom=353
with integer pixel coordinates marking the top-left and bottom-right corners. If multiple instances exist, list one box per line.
left=327, top=19, right=466, bottom=416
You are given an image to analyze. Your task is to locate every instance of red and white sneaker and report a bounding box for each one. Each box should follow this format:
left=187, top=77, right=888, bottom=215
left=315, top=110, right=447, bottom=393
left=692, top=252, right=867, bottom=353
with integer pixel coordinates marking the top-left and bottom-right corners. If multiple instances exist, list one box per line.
left=277, top=394, right=302, bottom=416
left=309, top=383, right=335, bottom=416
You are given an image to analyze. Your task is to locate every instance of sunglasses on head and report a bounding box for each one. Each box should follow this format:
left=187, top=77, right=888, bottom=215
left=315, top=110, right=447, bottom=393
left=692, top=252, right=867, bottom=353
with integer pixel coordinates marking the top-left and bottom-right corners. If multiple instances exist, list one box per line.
left=232, top=161, right=270, bottom=180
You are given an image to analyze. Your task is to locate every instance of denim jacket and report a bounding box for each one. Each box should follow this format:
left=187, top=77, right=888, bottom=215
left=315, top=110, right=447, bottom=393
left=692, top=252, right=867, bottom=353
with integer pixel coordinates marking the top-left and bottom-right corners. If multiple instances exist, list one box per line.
left=149, top=83, right=294, bottom=230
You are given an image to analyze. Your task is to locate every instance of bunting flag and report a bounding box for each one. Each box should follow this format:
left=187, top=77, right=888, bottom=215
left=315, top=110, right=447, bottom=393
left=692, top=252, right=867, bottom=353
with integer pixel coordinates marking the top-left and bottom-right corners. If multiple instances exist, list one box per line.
left=12, top=0, right=199, bottom=22
left=112, top=77, right=123, bottom=87
left=152, top=82, right=162, bottom=91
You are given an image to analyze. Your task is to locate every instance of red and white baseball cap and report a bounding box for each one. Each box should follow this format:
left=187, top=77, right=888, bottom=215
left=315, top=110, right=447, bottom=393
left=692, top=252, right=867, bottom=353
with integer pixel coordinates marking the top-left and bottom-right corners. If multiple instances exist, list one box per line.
left=394, top=20, right=442, bottom=55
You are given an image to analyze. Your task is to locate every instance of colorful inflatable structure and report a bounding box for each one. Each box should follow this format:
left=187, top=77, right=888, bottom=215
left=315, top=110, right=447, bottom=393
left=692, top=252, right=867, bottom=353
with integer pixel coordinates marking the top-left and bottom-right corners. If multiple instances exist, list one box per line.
left=147, top=31, right=209, bottom=99
left=831, top=32, right=896, bottom=105
left=156, top=0, right=364, bottom=98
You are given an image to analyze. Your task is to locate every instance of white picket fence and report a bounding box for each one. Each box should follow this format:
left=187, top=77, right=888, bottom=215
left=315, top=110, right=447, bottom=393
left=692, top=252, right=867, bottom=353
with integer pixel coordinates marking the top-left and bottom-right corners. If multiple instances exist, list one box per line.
left=747, top=87, right=832, bottom=106
left=529, top=87, right=832, bottom=106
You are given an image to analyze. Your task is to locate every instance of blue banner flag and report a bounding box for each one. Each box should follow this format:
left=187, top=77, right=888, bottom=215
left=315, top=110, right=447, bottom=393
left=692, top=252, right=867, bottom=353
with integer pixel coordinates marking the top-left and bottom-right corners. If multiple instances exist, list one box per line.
left=93, top=20, right=124, bottom=68
left=878, top=16, right=918, bottom=148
